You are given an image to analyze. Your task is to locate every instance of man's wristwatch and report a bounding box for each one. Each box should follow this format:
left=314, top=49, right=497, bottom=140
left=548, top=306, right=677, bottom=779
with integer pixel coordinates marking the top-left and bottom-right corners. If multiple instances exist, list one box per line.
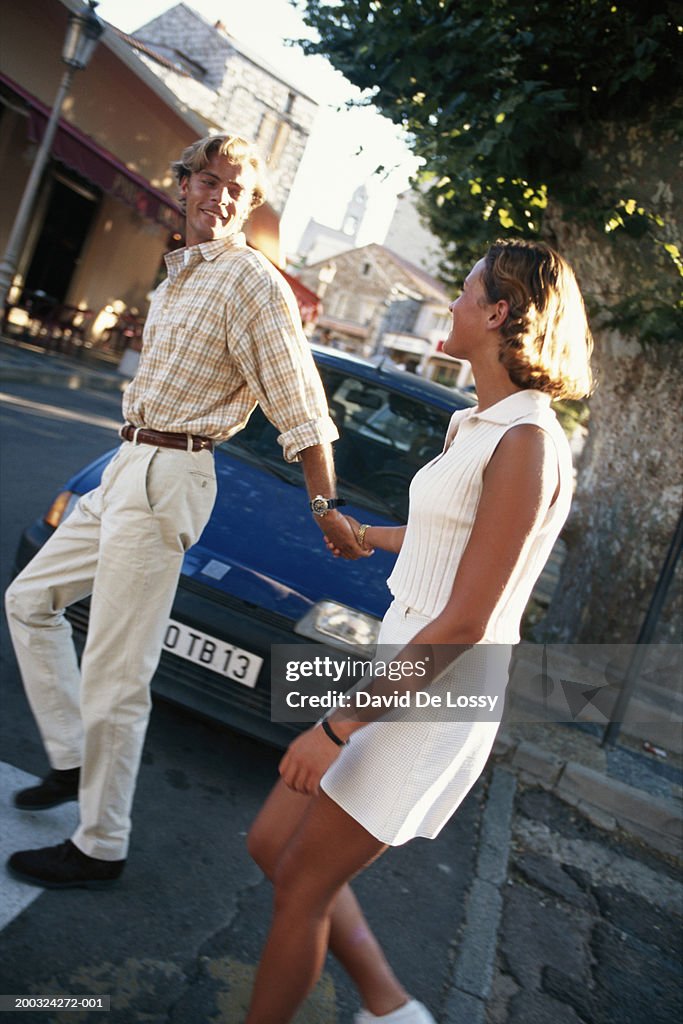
left=310, top=495, right=347, bottom=517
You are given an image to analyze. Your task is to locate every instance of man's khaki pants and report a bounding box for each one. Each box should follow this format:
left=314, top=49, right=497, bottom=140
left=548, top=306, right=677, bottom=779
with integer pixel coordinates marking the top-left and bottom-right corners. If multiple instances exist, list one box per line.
left=5, top=441, right=217, bottom=860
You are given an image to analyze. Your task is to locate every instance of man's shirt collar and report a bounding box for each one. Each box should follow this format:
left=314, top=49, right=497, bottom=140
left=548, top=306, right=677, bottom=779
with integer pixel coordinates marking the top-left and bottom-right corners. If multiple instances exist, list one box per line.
left=165, top=233, right=247, bottom=279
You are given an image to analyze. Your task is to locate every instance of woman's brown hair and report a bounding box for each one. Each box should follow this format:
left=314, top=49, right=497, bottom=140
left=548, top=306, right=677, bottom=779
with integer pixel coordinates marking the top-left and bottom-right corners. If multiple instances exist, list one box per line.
left=481, top=239, right=594, bottom=400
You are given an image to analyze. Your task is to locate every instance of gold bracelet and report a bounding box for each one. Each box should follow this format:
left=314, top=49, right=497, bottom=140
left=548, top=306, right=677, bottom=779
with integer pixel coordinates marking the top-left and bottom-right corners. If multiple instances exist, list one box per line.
left=357, top=523, right=370, bottom=549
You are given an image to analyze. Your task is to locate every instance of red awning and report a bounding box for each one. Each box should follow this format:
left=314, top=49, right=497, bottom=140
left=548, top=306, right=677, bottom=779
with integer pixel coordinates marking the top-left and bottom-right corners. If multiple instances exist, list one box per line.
left=278, top=268, right=322, bottom=326
left=1, top=72, right=182, bottom=231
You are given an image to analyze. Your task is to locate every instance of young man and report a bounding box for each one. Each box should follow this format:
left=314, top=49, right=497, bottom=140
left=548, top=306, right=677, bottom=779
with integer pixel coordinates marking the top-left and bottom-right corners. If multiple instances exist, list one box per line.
left=6, top=134, right=364, bottom=889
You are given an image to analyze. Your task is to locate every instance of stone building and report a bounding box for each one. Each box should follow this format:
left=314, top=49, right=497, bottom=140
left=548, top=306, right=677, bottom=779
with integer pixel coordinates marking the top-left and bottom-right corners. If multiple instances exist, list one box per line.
left=296, top=243, right=471, bottom=386
left=130, top=3, right=318, bottom=213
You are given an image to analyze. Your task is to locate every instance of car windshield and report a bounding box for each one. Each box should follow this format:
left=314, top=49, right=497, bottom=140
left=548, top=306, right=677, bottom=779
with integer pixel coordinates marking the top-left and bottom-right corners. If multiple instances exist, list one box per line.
left=219, top=364, right=453, bottom=519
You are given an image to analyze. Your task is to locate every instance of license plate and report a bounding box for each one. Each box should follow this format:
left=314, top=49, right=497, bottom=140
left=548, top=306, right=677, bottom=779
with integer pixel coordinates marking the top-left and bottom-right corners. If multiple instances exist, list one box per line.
left=162, top=618, right=262, bottom=688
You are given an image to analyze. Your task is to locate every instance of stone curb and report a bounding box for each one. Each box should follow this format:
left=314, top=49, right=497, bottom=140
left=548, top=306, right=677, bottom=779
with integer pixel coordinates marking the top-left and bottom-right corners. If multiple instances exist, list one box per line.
left=493, top=733, right=683, bottom=859
left=443, top=767, right=517, bottom=1024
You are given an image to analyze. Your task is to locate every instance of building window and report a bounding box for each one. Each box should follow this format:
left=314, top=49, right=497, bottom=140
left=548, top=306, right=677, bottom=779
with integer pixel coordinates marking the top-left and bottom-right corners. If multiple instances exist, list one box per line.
left=431, top=364, right=459, bottom=387
left=330, top=294, right=348, bottom=318
left=361, top=261, right=372, bottom=276
left=284, top=91, right=296, bottom=114
left=344, top=297, right=360, bottom=322
left=384, top=297, right=421, bottom=334
left=257, top=112, right=290, bottom=169
left=269, top=121, right=290, bottom=168
left=171, top=49, right=207, bottom=80
left=257, top=111, right=278, bottom=148
left=359, top=300, right=376, bottom=325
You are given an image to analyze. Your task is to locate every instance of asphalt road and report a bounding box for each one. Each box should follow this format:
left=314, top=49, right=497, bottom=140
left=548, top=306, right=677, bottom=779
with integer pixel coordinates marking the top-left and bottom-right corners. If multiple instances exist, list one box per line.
left=0, top=379, right=482, bottom=1023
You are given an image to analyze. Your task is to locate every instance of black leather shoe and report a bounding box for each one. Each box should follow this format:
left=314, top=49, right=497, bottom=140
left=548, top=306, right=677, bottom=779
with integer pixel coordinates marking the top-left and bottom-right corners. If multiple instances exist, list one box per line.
left=7, top=840, right=125, bottom=889
left=14, top=768, right=80, bottom=810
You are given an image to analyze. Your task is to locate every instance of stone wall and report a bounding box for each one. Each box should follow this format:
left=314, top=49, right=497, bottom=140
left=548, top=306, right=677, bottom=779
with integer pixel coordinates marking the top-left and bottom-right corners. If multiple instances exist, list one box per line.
left=298, top=245, right=412, bottom=329
left=136, top=4, right=317, bottom=212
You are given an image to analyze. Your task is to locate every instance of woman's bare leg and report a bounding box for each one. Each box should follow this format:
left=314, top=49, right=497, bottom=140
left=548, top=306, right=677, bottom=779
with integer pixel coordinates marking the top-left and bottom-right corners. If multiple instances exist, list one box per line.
left=246, top=785, right=408, bottom=1022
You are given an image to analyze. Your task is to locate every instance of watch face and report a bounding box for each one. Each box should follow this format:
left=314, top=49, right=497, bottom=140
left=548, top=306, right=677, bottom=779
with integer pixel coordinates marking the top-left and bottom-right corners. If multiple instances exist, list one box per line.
left=311, top=497, right=328, bottom=515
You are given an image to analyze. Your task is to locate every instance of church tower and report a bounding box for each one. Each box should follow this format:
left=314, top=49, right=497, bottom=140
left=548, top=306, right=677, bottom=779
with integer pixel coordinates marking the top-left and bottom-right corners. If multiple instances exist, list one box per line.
left=341, top=184, right=369, bottom=240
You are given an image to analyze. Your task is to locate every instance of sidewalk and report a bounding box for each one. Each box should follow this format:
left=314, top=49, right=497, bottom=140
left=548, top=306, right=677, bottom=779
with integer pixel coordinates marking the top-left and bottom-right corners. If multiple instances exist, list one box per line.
left=445, top=666, right=682, bottom=1023
left=494, top=722, right=681, bottom=858
left=445, top=686, right=681, bottom=1023
left=0, top=332, right=130, bottom=393
left=453, top=761, right=683, bottom=1024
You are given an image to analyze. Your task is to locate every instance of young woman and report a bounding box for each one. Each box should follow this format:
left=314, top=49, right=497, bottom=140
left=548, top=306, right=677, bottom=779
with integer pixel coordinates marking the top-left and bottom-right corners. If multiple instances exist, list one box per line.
left=245, top=239, right=594, bottom=1024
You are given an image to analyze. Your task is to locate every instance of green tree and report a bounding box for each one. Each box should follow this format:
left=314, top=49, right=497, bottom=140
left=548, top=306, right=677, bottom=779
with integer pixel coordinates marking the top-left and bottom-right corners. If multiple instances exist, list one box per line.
left=298, top=0, right=681, bottom=339
left=298, top=0, right=683, bottom=643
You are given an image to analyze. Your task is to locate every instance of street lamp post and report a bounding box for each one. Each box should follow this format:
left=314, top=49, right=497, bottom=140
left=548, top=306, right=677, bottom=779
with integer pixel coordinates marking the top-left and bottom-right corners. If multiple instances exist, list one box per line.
left=0, top=0, right=104, bottom=310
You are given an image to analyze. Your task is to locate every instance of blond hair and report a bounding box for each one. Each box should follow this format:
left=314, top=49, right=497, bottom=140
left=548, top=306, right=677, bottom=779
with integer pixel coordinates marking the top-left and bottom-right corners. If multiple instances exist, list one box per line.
left=171, top=134, right=267, bottom=212
left=482, top=239, right=594, bottom=400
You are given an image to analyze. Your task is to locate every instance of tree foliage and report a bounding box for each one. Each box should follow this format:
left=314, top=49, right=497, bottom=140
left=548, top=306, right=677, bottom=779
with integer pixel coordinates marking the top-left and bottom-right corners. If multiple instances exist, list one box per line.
left=296, top=0, right=682, bottom=341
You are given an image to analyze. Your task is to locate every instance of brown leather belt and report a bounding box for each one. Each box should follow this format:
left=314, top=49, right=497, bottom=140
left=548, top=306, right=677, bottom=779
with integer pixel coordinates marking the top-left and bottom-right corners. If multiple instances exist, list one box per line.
left=120, top=423, right=215, bottom=453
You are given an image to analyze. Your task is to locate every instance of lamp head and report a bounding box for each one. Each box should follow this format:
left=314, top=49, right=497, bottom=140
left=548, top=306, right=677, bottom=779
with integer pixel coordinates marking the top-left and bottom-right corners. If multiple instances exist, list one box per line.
left=61, top=1, right=104, bottom=70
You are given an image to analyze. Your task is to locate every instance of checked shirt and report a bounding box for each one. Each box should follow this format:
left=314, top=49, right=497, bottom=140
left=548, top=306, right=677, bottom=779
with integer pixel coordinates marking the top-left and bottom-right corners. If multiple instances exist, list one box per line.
left=123, top=233, right=337, bottom=460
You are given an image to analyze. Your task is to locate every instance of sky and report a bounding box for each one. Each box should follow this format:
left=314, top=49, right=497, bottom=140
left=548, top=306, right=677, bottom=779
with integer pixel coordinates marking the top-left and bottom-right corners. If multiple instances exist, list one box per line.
left=95, top=0, right=421, bottom=255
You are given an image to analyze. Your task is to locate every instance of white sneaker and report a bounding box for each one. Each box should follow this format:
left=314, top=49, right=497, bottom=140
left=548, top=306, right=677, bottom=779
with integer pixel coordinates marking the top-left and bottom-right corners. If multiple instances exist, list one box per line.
left=354, top=998, right=437, bottom=1024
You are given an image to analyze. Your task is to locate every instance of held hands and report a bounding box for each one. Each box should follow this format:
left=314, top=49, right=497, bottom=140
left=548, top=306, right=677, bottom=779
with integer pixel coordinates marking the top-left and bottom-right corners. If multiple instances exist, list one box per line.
left=321, top=513, right=374, bottom=559
left=279, top=724, right=342, bottom=795
left=317, top=511, right=373, bottom=560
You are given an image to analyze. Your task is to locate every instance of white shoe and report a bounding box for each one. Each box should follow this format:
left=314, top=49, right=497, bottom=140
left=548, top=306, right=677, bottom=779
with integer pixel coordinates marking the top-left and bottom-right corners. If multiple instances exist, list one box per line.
left=354, top=998, right=437, bottom=1024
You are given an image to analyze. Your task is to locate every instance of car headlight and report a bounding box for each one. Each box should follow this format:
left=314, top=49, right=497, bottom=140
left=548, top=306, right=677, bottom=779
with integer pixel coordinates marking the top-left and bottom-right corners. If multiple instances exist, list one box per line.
left=295, top=600, right=381, bottom=653
left=44, top=491, right=80, bottom=528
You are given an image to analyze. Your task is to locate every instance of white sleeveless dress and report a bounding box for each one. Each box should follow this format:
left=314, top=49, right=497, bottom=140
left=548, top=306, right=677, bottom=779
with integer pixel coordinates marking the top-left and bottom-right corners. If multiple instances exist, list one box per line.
left=321, top=389, right=573, bottom=845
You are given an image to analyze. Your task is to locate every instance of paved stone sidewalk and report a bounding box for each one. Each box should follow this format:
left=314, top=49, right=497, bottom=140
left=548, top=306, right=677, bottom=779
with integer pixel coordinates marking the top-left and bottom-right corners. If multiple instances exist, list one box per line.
left=489, top=785, right=682, bottom=1024
left=494, top=721, right=682, bottom=860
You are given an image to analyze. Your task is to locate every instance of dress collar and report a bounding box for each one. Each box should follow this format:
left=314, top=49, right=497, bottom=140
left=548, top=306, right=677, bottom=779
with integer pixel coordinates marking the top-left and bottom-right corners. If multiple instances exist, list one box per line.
left=469, top=389, right=552, bottom=425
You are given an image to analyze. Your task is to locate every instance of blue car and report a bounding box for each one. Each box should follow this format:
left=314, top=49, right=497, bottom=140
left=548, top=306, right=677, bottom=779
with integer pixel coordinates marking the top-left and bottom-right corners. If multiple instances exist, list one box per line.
left=14, top=347, right=476, bottom=746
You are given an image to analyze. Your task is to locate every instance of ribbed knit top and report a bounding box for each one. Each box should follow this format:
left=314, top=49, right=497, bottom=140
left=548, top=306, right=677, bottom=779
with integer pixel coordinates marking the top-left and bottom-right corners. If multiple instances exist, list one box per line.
left=386, top=389, right=573, bottom=643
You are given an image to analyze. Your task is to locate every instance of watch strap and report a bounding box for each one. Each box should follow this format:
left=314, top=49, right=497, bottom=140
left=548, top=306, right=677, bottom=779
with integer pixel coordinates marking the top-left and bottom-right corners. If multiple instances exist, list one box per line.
left=310, top=495, right=347, bottom=515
